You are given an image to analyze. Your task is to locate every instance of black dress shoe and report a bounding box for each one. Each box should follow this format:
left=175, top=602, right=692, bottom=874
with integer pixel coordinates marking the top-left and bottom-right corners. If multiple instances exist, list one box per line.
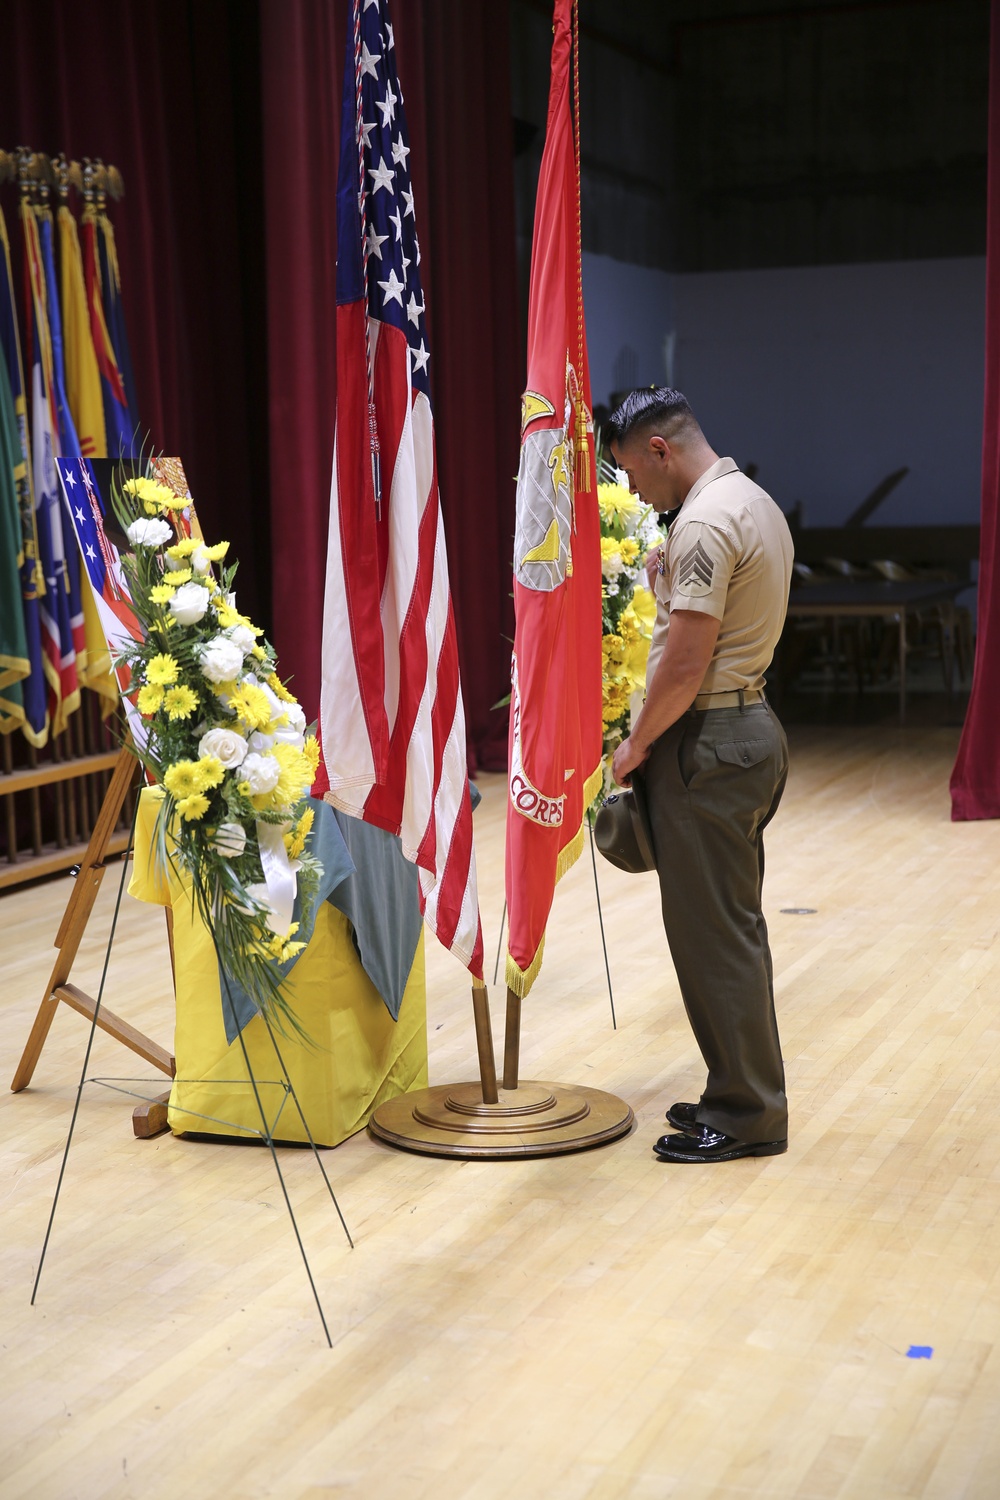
left=664, top=1101, right=699, bottom=1133
left=653, top=1125, right=787, bottom=1163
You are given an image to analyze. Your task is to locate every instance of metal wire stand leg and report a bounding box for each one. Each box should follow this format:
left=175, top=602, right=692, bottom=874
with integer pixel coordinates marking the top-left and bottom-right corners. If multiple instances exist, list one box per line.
left=587, top=812, right=616, bottom=1030
left=31, top=795, right=139, bottom=1305
left=493, top=899, right=507, bottom=987
left=259, top=1015, right=353, bottom=1250
left=215, top=957, right=336, bottom=1348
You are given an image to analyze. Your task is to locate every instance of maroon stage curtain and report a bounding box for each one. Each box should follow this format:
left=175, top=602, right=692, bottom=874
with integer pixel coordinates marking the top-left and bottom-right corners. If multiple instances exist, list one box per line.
left=951, top=0, right=1000, bottom=819
left=259, top=0, right=344, bottom=724
left=1, top=0, right=272, bottom=627
left=413, top=4, right=523, bottom=772
left=260, top=0, right=521, bottom=769
left=5, top=0, right=521, bottom=770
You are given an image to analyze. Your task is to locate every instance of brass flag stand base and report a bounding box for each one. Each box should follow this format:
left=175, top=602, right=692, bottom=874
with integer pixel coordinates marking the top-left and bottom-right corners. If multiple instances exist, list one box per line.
left=369, top=980, right=633, bottom=1160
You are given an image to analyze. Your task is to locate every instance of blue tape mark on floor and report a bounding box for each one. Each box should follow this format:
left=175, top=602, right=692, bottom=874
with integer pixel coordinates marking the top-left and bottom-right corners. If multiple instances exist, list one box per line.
left=906, top=1345, right=933, bottom=1359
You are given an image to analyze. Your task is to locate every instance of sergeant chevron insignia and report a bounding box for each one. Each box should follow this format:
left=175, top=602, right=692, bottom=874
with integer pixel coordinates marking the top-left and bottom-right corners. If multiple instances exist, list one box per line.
left=677, top=538, right=714, bottom=596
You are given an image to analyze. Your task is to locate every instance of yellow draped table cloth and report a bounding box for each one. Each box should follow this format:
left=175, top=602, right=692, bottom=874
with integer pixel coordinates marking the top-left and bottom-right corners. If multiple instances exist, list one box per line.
left=128, top=789, right=428, bottom=1147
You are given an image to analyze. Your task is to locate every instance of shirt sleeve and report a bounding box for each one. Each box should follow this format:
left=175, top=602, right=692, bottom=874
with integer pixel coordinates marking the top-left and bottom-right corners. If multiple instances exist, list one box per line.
left=667, top=521, right=736, bottom=621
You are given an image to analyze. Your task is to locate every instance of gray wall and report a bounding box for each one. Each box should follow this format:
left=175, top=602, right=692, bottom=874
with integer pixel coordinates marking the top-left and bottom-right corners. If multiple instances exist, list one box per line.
left=584, top=252, right=986, bottom=529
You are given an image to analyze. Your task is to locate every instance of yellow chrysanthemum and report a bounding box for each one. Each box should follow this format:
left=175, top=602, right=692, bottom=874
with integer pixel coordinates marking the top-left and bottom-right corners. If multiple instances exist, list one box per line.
left=284, top=805, right=315, bottom=859
left=267, top=741, right=314, bottom=810
left=195, top=755, right=225, bottom=790
left=303, top=736, right=320, bottom=777
left=212, top=678, right=239, bottom=701
left=166, top=537, right=199, bottom=560
left=284, top=829, right=305, bottom=860
left=199, top=540, right=229, bottom=562
left=150, top=582, right=179, bottom=604
left=228, top=683, right=273, bottom=731
left=619, top=614, right=640, bottom=647
left=176, top=792, right=211, bottom=822
left=597, top=482, right=641, bottom=529
left=163, top=685, right=199, bottom=720
left=163, top=567, right=193, bottom=586
left=124, top=476, right=180, bottom=516
left=146, top=653, right=179, bottom=686
left=602, top=632, right=625, bottom=668
left=136, top=683, right=164, bottom=715
left=251, top=645, right=267, bottom=661
left=213, top=599, right=262, bottom=634
left=164, top=760, right=203, bottom=799
left=267, top=672, right=296, bottom=704
left=602, top=680, right=631, bottom=728
left=262, top=922, right=306, bottom=963
left=619, top=537, right=640, bottom=565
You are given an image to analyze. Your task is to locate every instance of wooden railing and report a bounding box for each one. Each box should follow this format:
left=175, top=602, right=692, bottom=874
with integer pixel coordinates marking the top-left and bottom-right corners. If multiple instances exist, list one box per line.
left=0, top=694, right=136, bottom=890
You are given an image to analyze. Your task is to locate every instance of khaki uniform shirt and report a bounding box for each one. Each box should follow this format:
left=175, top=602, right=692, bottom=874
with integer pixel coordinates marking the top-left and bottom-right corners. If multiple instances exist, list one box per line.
left=645, top=457, right=793, bottom=695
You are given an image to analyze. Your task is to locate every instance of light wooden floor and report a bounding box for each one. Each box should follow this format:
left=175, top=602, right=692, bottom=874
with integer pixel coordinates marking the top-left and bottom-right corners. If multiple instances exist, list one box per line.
left=2, top=725, right=1000, bottom=1500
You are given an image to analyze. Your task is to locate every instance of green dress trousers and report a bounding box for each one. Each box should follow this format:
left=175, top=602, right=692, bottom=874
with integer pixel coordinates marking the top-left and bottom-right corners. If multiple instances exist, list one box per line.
left=644, top=699, right=789, bottom=1144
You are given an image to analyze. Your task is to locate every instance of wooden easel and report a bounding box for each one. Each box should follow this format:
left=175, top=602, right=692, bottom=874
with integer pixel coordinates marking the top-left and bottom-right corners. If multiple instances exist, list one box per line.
left=10, top=746, right=176, bottom=1134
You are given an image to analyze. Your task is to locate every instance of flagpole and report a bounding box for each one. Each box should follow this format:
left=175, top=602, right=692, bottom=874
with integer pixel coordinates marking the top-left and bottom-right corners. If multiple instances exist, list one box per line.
left=502, top=987, right=521, bottom=1091
left=471, top=979, right=499, bottom=1105
left=339, top=0, right=631, bottom=1159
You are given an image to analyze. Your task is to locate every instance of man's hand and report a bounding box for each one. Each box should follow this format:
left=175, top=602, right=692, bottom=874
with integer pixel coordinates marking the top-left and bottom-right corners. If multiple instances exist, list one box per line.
left=612, top=733, right=650, bottom=787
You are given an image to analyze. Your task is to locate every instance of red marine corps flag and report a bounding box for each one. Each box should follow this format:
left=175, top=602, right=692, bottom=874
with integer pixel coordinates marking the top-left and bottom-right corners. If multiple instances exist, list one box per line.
left=317, top=0, right=484, bottom=980
left=504, top=0, right=603, bottom=998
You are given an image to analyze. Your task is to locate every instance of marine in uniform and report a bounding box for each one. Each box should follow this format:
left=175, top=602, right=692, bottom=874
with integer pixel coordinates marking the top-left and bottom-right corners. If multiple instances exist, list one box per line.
left=606, top=387, right=794, bottom=1163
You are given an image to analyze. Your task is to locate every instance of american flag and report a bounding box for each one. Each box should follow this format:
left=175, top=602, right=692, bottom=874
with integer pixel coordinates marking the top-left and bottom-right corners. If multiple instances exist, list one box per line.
left=57, top=456, right=146, bottom=748
left=318, top=0, right=484, bottom=979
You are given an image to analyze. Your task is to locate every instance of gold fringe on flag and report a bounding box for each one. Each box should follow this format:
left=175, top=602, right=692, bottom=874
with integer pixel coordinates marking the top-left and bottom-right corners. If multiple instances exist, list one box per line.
left=505, top=936, right=545, bottom=1000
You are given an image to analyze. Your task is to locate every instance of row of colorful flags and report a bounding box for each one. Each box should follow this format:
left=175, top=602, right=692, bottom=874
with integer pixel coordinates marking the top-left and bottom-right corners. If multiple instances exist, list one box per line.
left=0, top=162, right=140, bottom=748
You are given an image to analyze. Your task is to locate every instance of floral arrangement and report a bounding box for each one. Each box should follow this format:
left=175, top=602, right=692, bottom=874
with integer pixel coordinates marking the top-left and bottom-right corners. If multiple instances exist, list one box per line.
left=597, top=469, right=661, bottom=789
left=113, top=472, right=321, bottom=1036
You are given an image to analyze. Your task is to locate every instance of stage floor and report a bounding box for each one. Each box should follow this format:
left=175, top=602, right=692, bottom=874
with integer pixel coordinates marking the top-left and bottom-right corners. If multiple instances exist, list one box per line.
left=2, top=724, right=999, bottom=1499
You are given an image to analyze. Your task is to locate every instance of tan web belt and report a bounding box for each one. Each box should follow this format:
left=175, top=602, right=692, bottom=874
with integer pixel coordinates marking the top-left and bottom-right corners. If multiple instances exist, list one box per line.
left=691, top=688, right=766, bottom=711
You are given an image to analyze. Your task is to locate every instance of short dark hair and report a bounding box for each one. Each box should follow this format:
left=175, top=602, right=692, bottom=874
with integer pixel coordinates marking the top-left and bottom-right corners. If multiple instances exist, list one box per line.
left=604, top=387, right=700, bottom=448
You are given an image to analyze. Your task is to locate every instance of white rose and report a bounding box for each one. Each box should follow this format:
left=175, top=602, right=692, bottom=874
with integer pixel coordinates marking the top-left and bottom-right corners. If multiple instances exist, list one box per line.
left=240, top=751, right=281, bottom=795
left=126, top=517, right=172, bottom=548
left=197, top=635, right=244, bottom=684
left=247, top=729, right=275, bottom=754
left=168, top=582, right=211, bottom=625
left=227, top=624, right=256, bottom=656
left=191, top=546, right=212, bottom=576
left=198, top=726, right=248, bottom=769
left=211, top=822, right=247, bottom=857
